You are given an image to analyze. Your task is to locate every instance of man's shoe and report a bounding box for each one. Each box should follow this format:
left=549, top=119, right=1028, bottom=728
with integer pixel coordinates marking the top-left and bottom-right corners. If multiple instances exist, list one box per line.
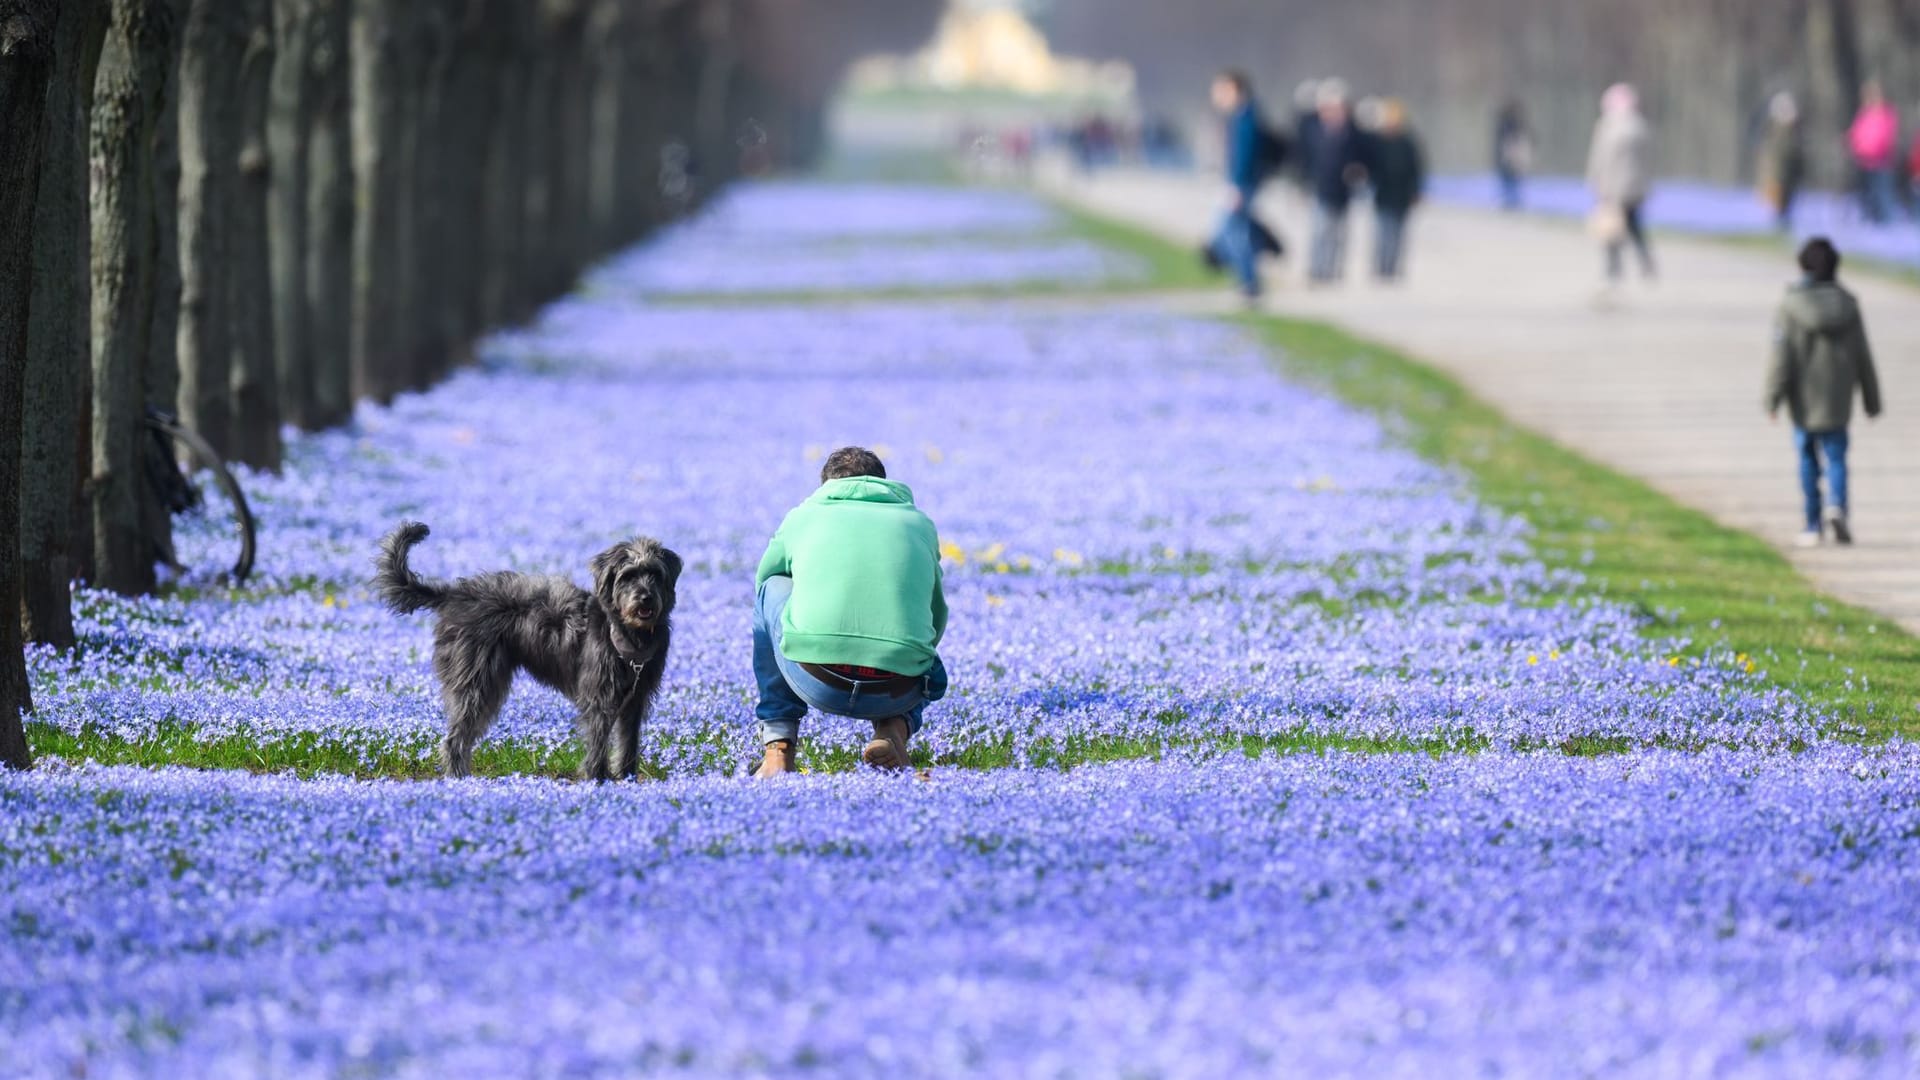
left=753, top=739, right=797, bottom=778
left=1824, top=506, right=1853, bottom=545
left=1198, top=244, right=1223, bottom=274
left=861, top=717, right=911, bottom=772
left=1792, top=529, right=1822, bottom=549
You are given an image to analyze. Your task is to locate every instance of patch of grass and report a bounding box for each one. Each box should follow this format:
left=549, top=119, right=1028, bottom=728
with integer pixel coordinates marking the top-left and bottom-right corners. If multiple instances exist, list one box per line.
left=1241, top=316, right=1920, bottom=740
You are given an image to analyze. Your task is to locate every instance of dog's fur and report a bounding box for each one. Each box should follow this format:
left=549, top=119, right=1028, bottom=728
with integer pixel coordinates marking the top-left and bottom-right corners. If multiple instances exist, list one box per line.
left=373, top=522, right=680, bottom=780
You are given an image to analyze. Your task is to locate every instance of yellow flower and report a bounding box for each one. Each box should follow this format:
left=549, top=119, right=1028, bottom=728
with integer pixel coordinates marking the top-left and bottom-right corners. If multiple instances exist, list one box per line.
left=803, top=444, right=825, bottom=463
left=1053, top=547, right=1085, bottom=568
left=1162, top=545, right=1179, bottom=559
left=924, top=445, right=945, bottom=464
left=978, top=542, right=1006, bottom=562
left=939, top=540, right=967, bottom=565
left=1667, top=656, right=1682, bottom=668
left=1548, top=649, right=1561, bottom=661
left=321, top=595, right=336, bottom=609
left=986, top=595, right=1006, bottom=608
left=1744, top=660, right=1756, bottom=674
left=1015, top=555, right=1032, bottom=571
left=1527, top=654, right=1539, bottom=666
left=994, top=561, right=1011, bottom=574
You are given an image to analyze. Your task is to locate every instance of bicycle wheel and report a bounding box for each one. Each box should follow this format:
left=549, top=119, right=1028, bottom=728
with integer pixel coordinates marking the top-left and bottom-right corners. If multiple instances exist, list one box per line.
left=145, top=414, right=257, bottom=584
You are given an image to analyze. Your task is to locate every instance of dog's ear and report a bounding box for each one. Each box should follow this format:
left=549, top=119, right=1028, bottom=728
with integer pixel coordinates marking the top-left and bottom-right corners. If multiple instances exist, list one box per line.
left=589, top=545, right=626, bottom=594
left=658, top=546, right=684, bottom=587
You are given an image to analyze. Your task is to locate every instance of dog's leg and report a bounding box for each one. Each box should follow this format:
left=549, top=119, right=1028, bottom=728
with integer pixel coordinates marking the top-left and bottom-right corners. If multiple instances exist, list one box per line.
left=578, top=708, right=616, bottom=782
left=437, top=637, right=514, bottom=778
left=612, top=708, right=642, bottom=779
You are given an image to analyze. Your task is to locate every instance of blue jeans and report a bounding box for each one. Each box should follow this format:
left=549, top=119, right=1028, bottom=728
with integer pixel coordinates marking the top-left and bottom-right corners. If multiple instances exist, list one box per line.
left=1309, top=201, right=1348, bottom=282
left=752, top=575, right=946, bottom=746
left=1795, top=428, right=1849, bottom=530
left=1374, top=208, right=1409, bottom=278
left=1496, top=169, right=1522, bottom=210
left=1861, top=168, right=1896, bottom=224
left=1208, top=200, right=1260, bottom=296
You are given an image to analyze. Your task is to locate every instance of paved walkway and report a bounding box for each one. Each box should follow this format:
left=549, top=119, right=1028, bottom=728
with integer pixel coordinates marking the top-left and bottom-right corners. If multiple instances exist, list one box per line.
left=1040, top=165, right=1920, bottom=634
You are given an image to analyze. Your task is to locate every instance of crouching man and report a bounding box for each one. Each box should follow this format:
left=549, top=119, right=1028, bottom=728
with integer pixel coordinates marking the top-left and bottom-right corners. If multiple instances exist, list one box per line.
left=752, top=447, right=948, bottom=777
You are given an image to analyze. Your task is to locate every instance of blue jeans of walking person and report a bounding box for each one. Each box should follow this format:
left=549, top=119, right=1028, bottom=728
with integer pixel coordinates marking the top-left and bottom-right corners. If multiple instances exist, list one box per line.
left=1309, top=201, right=1348, bottom=282
left=752, top=575, right=946, bottom=746
left=1374, top=209, right=1409, bottom=279
left=1795, top=428, right=1849, bottom=531
left=1208, top=201, right=1260, bottom=297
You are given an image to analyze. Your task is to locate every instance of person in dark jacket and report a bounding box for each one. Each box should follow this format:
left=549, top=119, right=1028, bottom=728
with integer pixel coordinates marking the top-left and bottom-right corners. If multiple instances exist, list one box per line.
left=1756, top=91, right=1806, bottom=232
left=1493, top=99, right=1532, bottom=210
left=1765, top=238, right=1883, bottom=546
left=1203, top=69, right=1274, bottom=300
left=1307, top=79, right=1367, bottom=284
left=1369, top=99, right=1425, bottom=280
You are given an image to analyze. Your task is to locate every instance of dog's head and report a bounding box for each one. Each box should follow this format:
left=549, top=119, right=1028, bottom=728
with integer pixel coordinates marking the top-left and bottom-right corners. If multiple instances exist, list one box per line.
left=590, top=537, right=682, bottom=633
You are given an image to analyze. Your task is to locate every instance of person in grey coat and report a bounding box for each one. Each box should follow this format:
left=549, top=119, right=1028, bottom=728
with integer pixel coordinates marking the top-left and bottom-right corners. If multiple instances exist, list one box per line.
left=1586, top=83, right=1655, bottom=283
left=1765, top=238, right=1883, bottom=546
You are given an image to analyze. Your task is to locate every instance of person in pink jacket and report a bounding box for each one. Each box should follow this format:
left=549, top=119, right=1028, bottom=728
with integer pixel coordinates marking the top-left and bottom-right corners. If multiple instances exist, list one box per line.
left=1848, top=81, right=1899, bottom=223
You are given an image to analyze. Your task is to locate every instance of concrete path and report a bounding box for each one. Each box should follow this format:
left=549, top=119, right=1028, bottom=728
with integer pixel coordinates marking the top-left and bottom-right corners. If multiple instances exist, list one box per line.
left=1040, top=165, right=1920, bottom=633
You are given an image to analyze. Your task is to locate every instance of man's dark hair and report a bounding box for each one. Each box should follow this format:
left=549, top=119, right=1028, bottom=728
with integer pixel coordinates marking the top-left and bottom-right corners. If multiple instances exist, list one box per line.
left=821, top=446, right=886, bottom=483
left=1216, top=69, right=1253, bottom=98
left=1798, top=236, right=1841, bottom=282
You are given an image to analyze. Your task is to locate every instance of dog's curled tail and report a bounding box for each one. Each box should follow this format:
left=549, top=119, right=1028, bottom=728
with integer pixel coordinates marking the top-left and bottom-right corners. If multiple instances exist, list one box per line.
left=373, top=521, right=446, bottom=614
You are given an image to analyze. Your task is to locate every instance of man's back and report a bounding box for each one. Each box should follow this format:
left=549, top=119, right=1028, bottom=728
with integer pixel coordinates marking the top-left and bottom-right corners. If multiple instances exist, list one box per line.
left=1771, top=281, right=1882, bottom=432
left=756, top=476, right=945, bottom=675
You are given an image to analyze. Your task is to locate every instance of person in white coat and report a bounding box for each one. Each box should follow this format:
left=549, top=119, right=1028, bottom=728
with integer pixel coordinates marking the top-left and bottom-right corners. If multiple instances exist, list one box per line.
left=1586, top=83, right=1656, bottom=283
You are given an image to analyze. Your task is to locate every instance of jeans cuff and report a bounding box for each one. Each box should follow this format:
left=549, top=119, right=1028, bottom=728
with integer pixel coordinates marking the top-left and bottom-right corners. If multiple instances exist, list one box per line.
left=758, top=719, right=800, bottom=746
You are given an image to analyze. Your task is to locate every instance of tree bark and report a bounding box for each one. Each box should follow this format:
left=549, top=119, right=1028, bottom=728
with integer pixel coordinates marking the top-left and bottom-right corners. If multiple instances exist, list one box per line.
left=20, top=0, right=106, bottom=649
left=175, top=0, right=243, bottom=457
left=0, top=0, right=58, bottom=770
left=227, top=0, right=280, bottom=470
left=146, top=29, right=181, bottom=428
left=90, top=0, right=176, bottom=598
left=477, top=0, right=529, bottom=328
left=268, top=0, right=315, bottom=429
left=349, top=0, right=406, bottom=402
left=304, top=0, right=352, bottom=426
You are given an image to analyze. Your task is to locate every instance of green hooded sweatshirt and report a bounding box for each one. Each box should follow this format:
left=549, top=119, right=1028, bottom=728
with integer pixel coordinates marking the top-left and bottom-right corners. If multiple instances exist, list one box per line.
left=1766, top=280, right=1883, bottom=432
left=755, top=476, right=947, bottom=675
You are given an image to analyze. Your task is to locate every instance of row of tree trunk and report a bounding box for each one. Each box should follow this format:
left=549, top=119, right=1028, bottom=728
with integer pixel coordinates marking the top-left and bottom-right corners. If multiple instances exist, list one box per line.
left=3, top=0, right=947, bottom=771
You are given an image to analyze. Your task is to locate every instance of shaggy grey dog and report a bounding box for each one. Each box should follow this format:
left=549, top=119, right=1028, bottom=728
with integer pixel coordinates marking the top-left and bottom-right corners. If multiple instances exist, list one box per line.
left=373, top=522, right=680, bottom=780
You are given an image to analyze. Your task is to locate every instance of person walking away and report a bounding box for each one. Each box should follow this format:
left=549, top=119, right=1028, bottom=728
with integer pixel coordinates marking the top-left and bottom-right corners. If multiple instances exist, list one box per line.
left=1203, top=70, right=1282, bottom=301
left=1291, top=79, right=1323, bottom=189
left=1370, top=99, right=1425, bottom=281
left=1308, top=79, right=1367, bottom=284
left=751, top=447, right=949, bottom=777
left=1757, top=91, right=1806, bottom=232
left=1493, top=99, right=1532, bottom=210
left=1848, top=81, right=1899, bottom=223
left=1586, top=83, right=1656, bottom=286
left=1765, top=238, right=1883, bottom=547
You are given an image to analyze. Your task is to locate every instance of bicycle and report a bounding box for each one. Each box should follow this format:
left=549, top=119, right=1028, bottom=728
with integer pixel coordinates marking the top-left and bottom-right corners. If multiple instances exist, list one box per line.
left=144, top=407, right=257, bottom=585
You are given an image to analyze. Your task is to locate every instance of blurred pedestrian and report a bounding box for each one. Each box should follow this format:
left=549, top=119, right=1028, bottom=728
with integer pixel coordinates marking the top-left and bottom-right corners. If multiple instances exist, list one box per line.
left=1756, top=91, right=1806, bottom=232
left=1765, top=238, right=1883, bottom=547
left=1292, top=79, right=1323, bottom=186
left=1493, top=99, right=1532, bottom=210
left=1201, top=69, right=1283, bottom=301
left=1369, top=98, right=1425, bottom=280
left=1307, top=79, right=1367, bottom=284
left=1586, top=82, right=1655, bottom=285
left=1847, top=80, right=1899, bottom=223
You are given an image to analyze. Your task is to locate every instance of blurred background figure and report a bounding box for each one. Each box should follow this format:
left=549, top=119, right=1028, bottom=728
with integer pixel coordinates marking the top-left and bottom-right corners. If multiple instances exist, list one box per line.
left=1847, top=80, right=1899, bottom=223
left=1756, top=91, right=1806, bottom=233
left=1493, top=98, right=1533, bottom=210
left=1308, top=78, right=1366, bottom=284
left=1292, top=78, right=1323, bottom=188
left=1587, top=82, right=1656, bottom=286
left=1370, top=98, right=1425, bottom=281
left=1202, top=69, right=1270, bottom=300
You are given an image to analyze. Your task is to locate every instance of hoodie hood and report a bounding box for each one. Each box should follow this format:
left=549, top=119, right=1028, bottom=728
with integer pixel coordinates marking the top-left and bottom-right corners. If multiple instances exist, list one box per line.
left=1783, top=282, right=1859, bottom=333
left=809, top=475, right=916, bottom=506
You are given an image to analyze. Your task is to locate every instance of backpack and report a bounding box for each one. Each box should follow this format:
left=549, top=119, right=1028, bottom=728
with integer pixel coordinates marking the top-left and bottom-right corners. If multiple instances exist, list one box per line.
left=1255, top=121, right=1291, bottom=179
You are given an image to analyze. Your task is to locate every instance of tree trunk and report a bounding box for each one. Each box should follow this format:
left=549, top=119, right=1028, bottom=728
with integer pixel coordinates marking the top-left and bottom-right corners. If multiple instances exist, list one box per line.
left=89, top=0, right=175, bottom=597
left=146, top=31, right=181, bottom=425
left=1827, top=0, right=1864, bottom=119
left=478, top=0, right=528, bottom=328
left=20, top=0, right=106, bottom=649
left=0, top=0, right=58, bottom=770
left=405, top=1, right=452, bottom=392
left=304, top=0, right=352, bottom=427
left=176, top=0, right=242, bottom=457
left=268, top=0, right=314, bottom=429
left=227, top=0, right=280, bottom=470
left=349, top=0, right=406, bottom=402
